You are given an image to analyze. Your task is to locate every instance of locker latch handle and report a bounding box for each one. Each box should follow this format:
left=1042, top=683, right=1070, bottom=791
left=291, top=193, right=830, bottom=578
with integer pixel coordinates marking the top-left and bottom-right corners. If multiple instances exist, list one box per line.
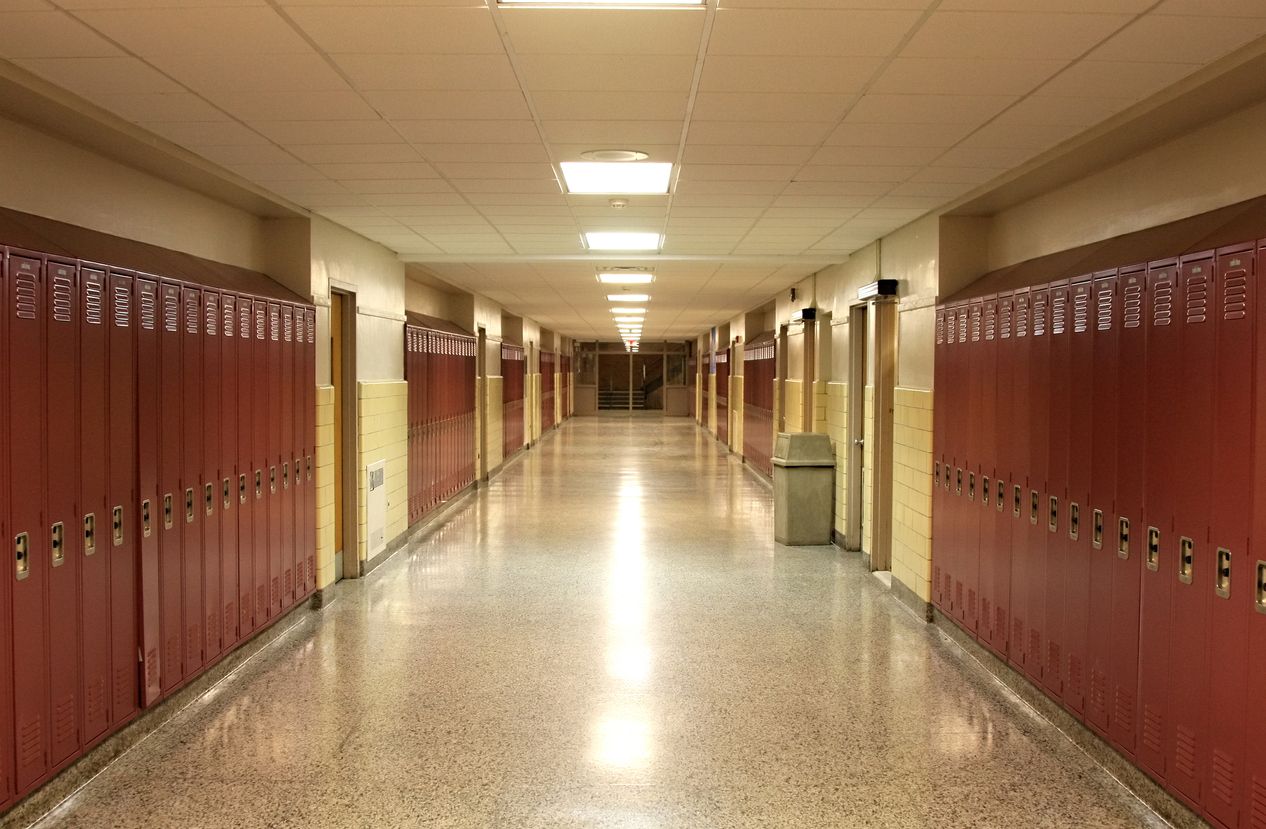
left=270, top=466, right=277, bottom=494
left=1068, top=503, right=1080, bottom=541
left=113, top=506, right=124, bottom=547
left=255, top=470, right=263, bottom=499
left=980, top=476, right=987, bottom=505
left=15, top=533, right=29, bottom=580
left=1215, top=547, right=1231, bottom=599
left=1091, top=509, right=1103, bottom=549
left=944, top=465, right=951, bottom=489
left=1255, top=561, right=1266, bottom=615
left=295, top=457, right=303, bottom=486
left=51, top=523, right=65, bottom=567
left=307, top=455, right=313, bottom=482
left=995, top=480, right=1004, bottom=512
left=1147, top=527, right=1160, bottom=571
left=955, top=468, right=962, bottom=495
left=142, top=499, right=152, bottom=537
left=223, top=478, right=232, bottom=510
left=1178, top=536, right=1194, bottom=584
left=239, top=474, right=248, bottom=504
left=84, top=513, right=97, bottom=555
left=205, top=483, right=215, bottom=516
left=163, top=494, right=174, bottom=530
left=185, top=488, right=195, bottom=524
left=1118, top=518, right=1129, bottom=560
left=283, top=462, right=290, bottom=490
left=1030, top=491, right=1039, bottom=525
left=934, top=461, right=940, bottom=482
left=968, top=473, right=976, bottom=502
left=1013, top=485, right=1022, bottom=518
left=1048, top=496, right=1059, bottom=533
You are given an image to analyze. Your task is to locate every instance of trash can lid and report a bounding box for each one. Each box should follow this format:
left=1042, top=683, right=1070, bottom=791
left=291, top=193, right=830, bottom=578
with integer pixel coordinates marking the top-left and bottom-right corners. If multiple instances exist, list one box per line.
left=771, top=432, right=836, bottom=467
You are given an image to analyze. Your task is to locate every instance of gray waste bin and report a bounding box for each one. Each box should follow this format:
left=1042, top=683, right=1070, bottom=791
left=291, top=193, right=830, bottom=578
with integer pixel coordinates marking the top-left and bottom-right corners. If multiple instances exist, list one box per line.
left=772, top=432, right=835, bottom=546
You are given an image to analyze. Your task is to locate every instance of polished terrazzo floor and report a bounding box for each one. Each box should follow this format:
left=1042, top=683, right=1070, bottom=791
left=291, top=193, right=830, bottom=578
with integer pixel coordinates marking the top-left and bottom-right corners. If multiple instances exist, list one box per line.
left=31, top=418, right=1166, bottom=828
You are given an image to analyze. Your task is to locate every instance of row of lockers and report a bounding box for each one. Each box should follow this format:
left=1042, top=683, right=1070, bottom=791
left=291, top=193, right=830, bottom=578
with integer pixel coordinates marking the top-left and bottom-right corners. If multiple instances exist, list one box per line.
left=0, top=247, right=316, bottom=811
left=743, top=340, right=775, bottom=477
left=559, top=354, right=572, bottom=424
left=541, top=351, right=557, bottom=432
left=405, top=325, right=477, bottom=526
left=932, top=239, right=1266, bottom=829
left=502, top=344, right=526, bottom=462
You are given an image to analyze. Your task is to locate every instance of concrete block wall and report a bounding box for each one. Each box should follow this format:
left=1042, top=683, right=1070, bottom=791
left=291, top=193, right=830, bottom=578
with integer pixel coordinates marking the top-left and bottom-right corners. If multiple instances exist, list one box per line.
left=892, top=388, right=934, bottom=602
left=314, top=385, right=336, bottom=590
left=357, top=381, right=407, bottom=563
left=783, top=379, right=803, bottom=434
left=730, top=375, right=744, bottom=454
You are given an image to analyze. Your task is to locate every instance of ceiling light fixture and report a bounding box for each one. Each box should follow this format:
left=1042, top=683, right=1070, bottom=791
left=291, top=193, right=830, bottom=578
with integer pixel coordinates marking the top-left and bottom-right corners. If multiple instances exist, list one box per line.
left=610, top=307, right=646, bottom=315
left=502, top=0, right=703, bottom=6
left=607, top=293, right=650, bottom=303
left=581, top=150, right=650, bottom=162
left=597, top=272, right=654, bottom=285
left=614, top=316, right=644, bottom=324
left=563, top=163, right=671, bottom=195
left=587, top=232, right=661, bottom=251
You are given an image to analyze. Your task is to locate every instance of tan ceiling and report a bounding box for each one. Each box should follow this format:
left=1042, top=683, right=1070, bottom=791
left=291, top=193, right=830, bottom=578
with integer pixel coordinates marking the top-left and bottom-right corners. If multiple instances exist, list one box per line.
left=2, top=0, right=1264, bottom=339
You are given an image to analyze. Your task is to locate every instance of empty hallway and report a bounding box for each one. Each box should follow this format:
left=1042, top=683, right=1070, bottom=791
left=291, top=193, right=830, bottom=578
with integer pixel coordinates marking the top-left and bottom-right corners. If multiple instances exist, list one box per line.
left=28, top=419, right=1163, bottom=829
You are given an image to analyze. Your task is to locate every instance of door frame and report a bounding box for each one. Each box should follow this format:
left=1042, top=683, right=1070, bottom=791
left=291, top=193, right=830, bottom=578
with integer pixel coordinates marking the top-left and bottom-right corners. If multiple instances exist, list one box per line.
left=332, top=287, right=359, bottom=581
left=846, top=304, right=867, bottom=553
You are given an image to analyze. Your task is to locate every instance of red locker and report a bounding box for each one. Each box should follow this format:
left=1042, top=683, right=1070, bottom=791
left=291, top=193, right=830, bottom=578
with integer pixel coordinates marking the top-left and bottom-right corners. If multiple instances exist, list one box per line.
left=1009, top=288, right=1032, bottom=671
left=305, top=307, right=316, bottom=594
left=201, top=290, right=222, bottom=663
left=220, top=293, right=239, bottom=650
left=977, top=296, right=999, bottom=650
left=267, top=302, right=282, bottom=617
left=943, top=305, right=963, bottom=618
left=1026, top=286, right=1050, bottom=686
left=253, top=300, right=270, bottom=623
left=932, top=308, right=947, bottom=611
left=1063, top=275, right=1093, bottom=718
left=1247, top=237, right=1266, bottom=829
left=180, top=285, right=204, bottom=679
left=240, top=297, right=259, bottom=635
left=1044, top=279, right=1071, bottom=700
left=0, top=252, right=12, bottom=808
left=1109, top=265, right=1146, bottom=757
left=45, top=259, right=81, bottom=766
left=957, top=299, right=983, bottom=633
left=990, top=292, right=1014, bottom=660
left=280, top=304, right=295, bottom=607
left=79, top=265, right=112, bottom=745
left=1203, top=244, right=1254, bottom=828
left=1168, top=252, right=1215, bottom=808
left=1086, top=269, right=1119, bottom=736
left=106, top=270, right=138, bottom=730
left=135, top=277, right=162, bottom=706
left=292, top=308, right=305, bottom=599
left=1139, top=259, right=1179, bottom=780
left=158, top=281, right=185, bottom=693
left=9, top=252, right=50, bottom=792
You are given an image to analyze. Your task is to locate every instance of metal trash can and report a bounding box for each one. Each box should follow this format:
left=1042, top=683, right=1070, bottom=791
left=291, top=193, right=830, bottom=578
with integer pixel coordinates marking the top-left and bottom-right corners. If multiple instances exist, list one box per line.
left=772, top=432, right=836, bottom=546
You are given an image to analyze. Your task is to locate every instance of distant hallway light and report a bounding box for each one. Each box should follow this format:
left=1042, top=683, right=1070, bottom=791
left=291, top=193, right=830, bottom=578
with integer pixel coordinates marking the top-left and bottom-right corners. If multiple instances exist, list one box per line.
left=502, top=0, right=703, bottom=6
left=587, top=232, right=661, bottom=252
left=598, top=272, right=654, bottom=285
left=563, top=162, right=672, bottom=195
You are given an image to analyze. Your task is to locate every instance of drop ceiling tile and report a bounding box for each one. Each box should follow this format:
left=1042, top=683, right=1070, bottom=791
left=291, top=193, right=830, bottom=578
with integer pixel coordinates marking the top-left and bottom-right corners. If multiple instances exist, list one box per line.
left=394, top=121, right=541, bottom=145
left=698, top=55, right=881, bottom=93
left=288, top=7, right=503, bottom=54
left=902, top=11, right=1132, bottom=60
left=795, top=165, right=919, bottom=182
left=542, top=120, right=683, bottom=145
left=227, top=162, right=326, bottom=181
left=501, top=8, right=705, bottom=56
left=414, top=144, right=549, bottom=163
left=149, top=53, right=351, bottom=93
left=334, top=54, right=519, bottom=91
left=76, top=7, right=312, bottom=54
left=1037, top=60, right=1198, bottom=100
left=673, top=180, right=787, bottom=195
left=956, top=116, right=1084, bottom=149
left=517, top=54, right=697, bottom=92
left=682, top=145, right=815, bottom=165
left=532, top=91, right=689, bottom=121
left=672, top=193, right=775, bottom=207
left=553, top=144, right=679, bottom=162
left=409, top=224, right=496, bottom=235
left=669, top=207, right=767, bottom=218
left=933, top=145, right=1036, bottom=168
left=462, top=193, right=567, bottom=206
left=781, top=180, right=892, bottom=196
left=1154, top=0, right=1266, bottom=14
left=825, top=120, right=975, bottom=147
left=939, top=0, right=1151, bottom=10
left=365, top=90, right=530, bottom=120
left=369, top=193, right=471, bottom=206
left=871, top=57, right=1066, bottom=96
left=208, top=90, right=379, bottom=122
left=250, top=120, right=402, bottom=144
left=316, top=162, right=439, bottom=180
left=809, top=145, right=944, bottom=166
left=679, top=164, right=798, bottom=181
left=907, top=165, right=1006, bottom=184
left=845, top=93, right=1016, bottom=125
left=93, top=92, right=228, bottom=122
left=454, top=179, right=562, bottom=194
left=435, top=162, right=556, bottom=179
left=140, top=121, right=271, bottom=146
left=762, top=207, right=861, bottom=220
left=888, top=180, right=975, bottom=198
left=685, top=121, right=834, bottom=146
left=263, top=179, right=349, bottom=196
left=1088, top=15, right=1266, bottom=64
left=341, top=178, right=456, bottom=195
left=709, top=8, right=922, bottom=56
left=999, top=94, right=1135, bottom=126
left=692, top=92, right=853, bottom=122
left=290, top=144, right=423, bottom=164
left=15, top=56, right=183, bottom=95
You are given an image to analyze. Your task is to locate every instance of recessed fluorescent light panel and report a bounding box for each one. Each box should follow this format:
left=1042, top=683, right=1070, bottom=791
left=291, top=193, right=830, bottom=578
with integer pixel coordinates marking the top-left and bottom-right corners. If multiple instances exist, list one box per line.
left=563, top=163, right=671, bottom=195
left=613, top=317, right=644, bottom=324
left=597, top=272, right=654, bottom=285
left=607, top=294, right=650, bottom=303
left=504, top=0, right=701, bottom=4
left=586, top=232, right=661, bottom=251
left=610, top=307, right=646, bottom=315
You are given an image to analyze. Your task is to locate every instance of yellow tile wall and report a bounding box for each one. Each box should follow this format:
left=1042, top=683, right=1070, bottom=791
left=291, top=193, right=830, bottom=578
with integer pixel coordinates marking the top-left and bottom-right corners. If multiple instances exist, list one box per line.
left=729, top=375, right=744, bottom=454
left=314, top=385, right=336, bottom=590
left=772, top=379, right=782, bottom=436
left=485, top=375, right=504, bottom=472
left=783, top=379, right=803, bottom=434
left=863, top=385, right=875, bottom=556
left=528, top=373, right=541, bottom=443
left=826, top=382, right=848, bottom=539
left=357, top=380, right=407, bottom=563
left=812, top=380, right=829, bottom=435
left=554, top=372, right=563, bottom=425
left=892, top=388, right=935, bottom=602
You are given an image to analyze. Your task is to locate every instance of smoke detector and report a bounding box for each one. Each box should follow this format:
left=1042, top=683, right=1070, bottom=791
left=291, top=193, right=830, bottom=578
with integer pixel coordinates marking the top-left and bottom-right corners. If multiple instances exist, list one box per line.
left=609, top=198, right=629, bottom=209
left=580, top=149, right=649, bottom=162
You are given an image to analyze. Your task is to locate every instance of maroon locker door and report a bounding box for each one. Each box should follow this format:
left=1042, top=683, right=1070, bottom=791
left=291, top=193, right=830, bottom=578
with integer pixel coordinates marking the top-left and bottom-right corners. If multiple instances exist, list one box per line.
left=220, top=293, right=239, bottom=651
left=135, top=278, right=162, bottom=707
left=290, top=307, right=302, bottom=597
left=1168, top=252, right=1215, bottom=809
left=280, top=305, right=295, bottom=608
left=1139, top=259, right=1179, bottom=780
left=253, top=301, right=270, bottom=624
left=976, top=297, right=999, bottom=649
left=1086, top=270, right=1119, bottom=736
left=201, top=290, right=222, bottom=663
left=1025, top=287, right=1050, bottom=686
left=1063, top=276, right=1093, bottom=718
left=180, top=285, right=204, bottom=679
left=943, top=306, right=962, bottom=619
left=157, top=280, right=184, bottom=694
left=1110, top=266, right=1146, bottom=758
left=0, top=253, right=12, bottom=808
left=1204, top=244, right=1254, bottom=828
left=1247, top=238, right=1266, bottom=829
left=1009, top=289, right=1033, bottom=671
left=306, top=308, right=316, bottom=594
left=79, top=266, right=113, bottom=746
left=1044, top=280, right=1071, bottom=700
left=106, top=271, right=138, bottom=730
left=267, top=302, right=282, bottom=617
left=990, top=293, right=1013, bottom=659
left=9, top=252, right=50, bottom=792
left=46, top=260, right=81, bottom=767
left=931, top=308, right=947, bottom=611
left=239, top=298, right=259, bottom=636
left=963, top=299, right=984, bottom=633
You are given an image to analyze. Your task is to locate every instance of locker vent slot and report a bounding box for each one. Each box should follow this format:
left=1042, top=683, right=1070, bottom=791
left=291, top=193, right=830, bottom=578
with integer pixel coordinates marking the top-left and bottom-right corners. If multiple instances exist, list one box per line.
left=1175, top=726, right=1197, bottom=779
left=1072, top=288, right=1089, bottom=333
left=999, top=301, right=1012, bottom=338
left=1032, top=294, right=1048, bottom=336
left=184, top=293, right=199, bottom=334
left=1013, top=485, right=1021, bottom=517
left=140, top=286, right=157, bottom=330
left=1185, top=267, right=1208, bottom=323
left=205, top=293, right=219, bottom=336
left=256, top=309, right=266, bottom=340
left=18, top=716, right=43, bottom=771
left=112, top=506, right=123, bottom=546
left=51, top=522, right=65, bottom=566
left=957, top=312, right=967, bottom=343
left=1216, top=547, right=1231, bottom=599
left=1211, top=749, right=1236, bottom=808
left=996, top=480, right=1004, bottom=511
left=1223, top=268, right=1248, bottom=320
left=308, top=314, right=315, bottom=344
left=15, top=532, right=30, bottom=579
left=241, top=307, right=252, bottom=340
left=935, top=314, right=944, bottom=345
left=15, top=269, right=39, bottom=320
left=1091, top=509, right=1103, bottom=548
left=1152, top=279, right=1173, bottom=326
left=984, top=305, right=996, bottom=341
left=1142, top=705, right=1163, bottom=755
left=85, top=277, right=107, bottom=325
left=1069, top=503, right=1080, bottom=541
left=1113, top=688, right=1135, bottom=736
left=270, top=307, right=280, bottom=341
left=1251, top=776, right=1266, bottom=829
left=1257, top=561, right=1266, bottom=615
left=1123, top=281, right=1143, bottom=328
left=1178, top=536, right=1194, bottom=584
left=53, top=272, right=74, bottom=322
left=54, top=696, right=75, bottom=748
left=1147, top=527, right=1160, bottom=571
left=223, top=298, right=235, bottom=337
left=284, top=311, right=293, bottom=342
left=84, top=513, right=96, bottom=555
left=1051, top=293, right=1067, bottom=335
left=1096, top=285, right=1113, bottom=330
left=163, top=290, right=179, bottom=333
left=1118, top=517, right=1129, bottom=559
left=113, top=283, right=131, bottom=327
left=1048, top=496, right=1059, bottom=532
